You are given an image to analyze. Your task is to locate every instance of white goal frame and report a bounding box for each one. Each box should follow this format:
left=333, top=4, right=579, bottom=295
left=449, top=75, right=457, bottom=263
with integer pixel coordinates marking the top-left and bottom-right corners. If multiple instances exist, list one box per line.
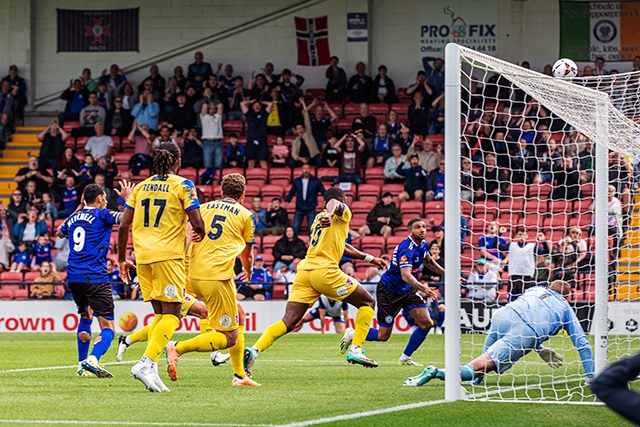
left=443, top=43, right=610, bottom=401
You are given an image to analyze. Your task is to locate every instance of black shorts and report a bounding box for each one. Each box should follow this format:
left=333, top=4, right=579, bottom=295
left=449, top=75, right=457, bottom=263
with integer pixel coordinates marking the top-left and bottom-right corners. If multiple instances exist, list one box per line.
left=68, top=283, right=115, bottom=319
left=376, top=283, right=426, bottom=327
left=237, top=284, right=266, bottom=299
left=245, top=139, right=269, bottom=161
left=368, top=222, right=386, bottom=235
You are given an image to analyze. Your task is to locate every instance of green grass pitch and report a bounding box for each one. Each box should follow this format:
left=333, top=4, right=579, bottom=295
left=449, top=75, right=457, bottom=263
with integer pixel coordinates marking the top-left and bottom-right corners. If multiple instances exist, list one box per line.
left=0, top=332, right=632, bottom=426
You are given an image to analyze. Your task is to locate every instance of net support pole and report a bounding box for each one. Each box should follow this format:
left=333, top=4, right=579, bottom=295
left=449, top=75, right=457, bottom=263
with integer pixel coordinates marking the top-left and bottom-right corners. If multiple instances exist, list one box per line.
left=444, top=42, right=462, bottom=401
left=593, top=102, right=609, bottom=375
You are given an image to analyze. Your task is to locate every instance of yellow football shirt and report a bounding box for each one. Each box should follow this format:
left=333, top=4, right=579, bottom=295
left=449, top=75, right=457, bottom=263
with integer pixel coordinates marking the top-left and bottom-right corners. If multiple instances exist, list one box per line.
left=125, top=174, right=200, bottom=264
left=188, top=199, right=256, bottom=280
left=298, top=205, right=351, bottom=271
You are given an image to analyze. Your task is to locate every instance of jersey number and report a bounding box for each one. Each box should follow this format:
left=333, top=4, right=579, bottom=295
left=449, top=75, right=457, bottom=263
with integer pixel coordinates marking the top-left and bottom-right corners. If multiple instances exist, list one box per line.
left=207, top=214, right=227, bottom=240
left=141, top=198, right=167, bottom=228
left=73, top=227, right=85, bottom=252
left=310, top=225, right=322, bottom=247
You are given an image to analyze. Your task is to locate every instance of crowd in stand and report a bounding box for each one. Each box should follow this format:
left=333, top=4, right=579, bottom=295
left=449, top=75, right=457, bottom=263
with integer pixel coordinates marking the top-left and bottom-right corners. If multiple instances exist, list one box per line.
left=1, top=52, right=638, bottom=301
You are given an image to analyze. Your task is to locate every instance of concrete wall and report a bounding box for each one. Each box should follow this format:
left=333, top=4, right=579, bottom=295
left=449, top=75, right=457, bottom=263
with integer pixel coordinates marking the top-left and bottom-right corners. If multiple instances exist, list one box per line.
left=0, top=0, right=625, bottom=111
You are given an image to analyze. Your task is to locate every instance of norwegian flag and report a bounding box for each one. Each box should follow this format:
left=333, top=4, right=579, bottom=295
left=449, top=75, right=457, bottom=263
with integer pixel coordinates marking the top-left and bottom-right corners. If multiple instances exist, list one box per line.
left=295, top=16, right=331, bottom=66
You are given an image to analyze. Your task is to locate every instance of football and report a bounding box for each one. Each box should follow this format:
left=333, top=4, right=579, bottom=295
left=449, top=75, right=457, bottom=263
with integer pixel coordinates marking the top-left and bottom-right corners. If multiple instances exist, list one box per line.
left=552, top=58, right=578, bottom=78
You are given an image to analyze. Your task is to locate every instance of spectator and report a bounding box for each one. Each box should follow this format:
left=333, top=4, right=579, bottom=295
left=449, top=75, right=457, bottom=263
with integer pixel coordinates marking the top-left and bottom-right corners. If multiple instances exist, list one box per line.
left=533, top=139, right=562, bottom=184
left=21, top=180, right=41, bottom=207
left=95, top=81, right=111, bottom=111
left=242, top=100, right=272, bottom=169
left=199, top=101, right=224, bottom=184
left=161, top=78, right=179, bottom=120
left=0, top=81, right=15, bottom=144
left=127, top=121, right=155, bottom=176
left=99, top=64, right=126, bottom=90
left=30, top=260, right=60, bottom=299
left=407, top=91, right=429, bottom=136
left=223, top=133, right=246, bottom=168
left=178, top=127, right=203, bottom=170
left=309, top=99, right=338, bottom=150
left=78, top=154, right=94, bottom=182
left=249, top=195, right=268, bottom=234
left=549, top=238, right=578, bottom=288
left=421, top=242, right=444, bottom=287
left=351, top=102, right=377, bottom=139
left=258, top=197, right=288, bottom=237
left=428, top=92, right=445, bottom=135
left=32, top=233, right=53, bottom=271
left=54, top=234, right=70, bottom=271
left=367, top=123, right=392, bottom=167
left=386, top=110, right=401, bottom=139
left=41, top=192, right=57, bottom=221
left=37, top=122, right=69, bottom=169
left=278, top=69, right=305, bottom=109
left=474, top=153, right=508, bottom=202
left=188, top=51, right=213, bottom=90
left=332, top=132, right=365, bottom=185
left=261, top=62, right=280, bottom=87
left=284, top=164, right=325, bottom=234
left=93, top=173, right=117, bottom=210
left=152, top=124, right=177, bottom=147
left=394, top=126, right=414, bottom=154
left=273, top=226, right=307, bottom=271
left=92, top=156, right=118, bottom=189
left=396, top=153, right=428, bottom=202
left=460, top=157, right=474, bottom=202
left=105, top=96, right=133, bottom=139
left=550, top=156, right=581, bottom=200
left=271, top=135, right=290, bottom=168
left=371, top=65, right=397, bottom=104
left=594, top=56, right=609, bottom=76
left=144, top=64, right=166, bottom=93
left=14, top=156, right=53, bottom=194
left=425, top=158, right=445, bottom=201
left=168, top=93, right=196, bottom=132
left=248, top=72, right=268, bottom=101
left=107, top=258, right=124, bottom=300
left=79, top=68, right=97, bottom=92
left=478, top=221, right=508, bottom=271
left=13, top=208, right=47, bottom=246
left=58, top=79, right=89, bottom=125
left=57, top=176, right=79, bottom=219
left=509, top=138, right=537, bottom=184
left=568, top=227, right=592, bottom=272
left=384, top=143, right=406, bottom=183
left=422, top=56, right=445, bottom=94
left=579, top=139, right=594, bottom=183
left=7, top=190, right=29, bottom=234
left=589, top=185, right=623, bottom=264
left=406, top=70, right=435, bottom=105
left=201, top=74, right=228, bottom=106
left=172, top=65, right=190, bottom=92
left=325, top=56, right=348, bottom=103
left=0, top=203, right=14, bottom=269
left=463, top=257, right=498, bottom=301
left=131, top=90, right=160, bottom=131
left=75, top=92, right=106, bottom=137
left=358, top=192, right=402, bottom=239
left=505, top=226, right=550, bottom=300
left=9, top=241, right=30, bottom=272
left=237, top=255, right=271, bottom=301
left=115, top=81, right=138, bottom=111
left=84, top=123, right=114, bottom=160
left=276, top=258, right=298, bottom=284
left=347, top=62, right=372, bottom=103
left=1, top=65, right=26, bottom=113
left=290, top=99, right=321, bottom=168
left=228, top=76, right=251, bottom=121
left=608, top=151, right=632, bottom=213
left=219, top=64, right=236, bottom=89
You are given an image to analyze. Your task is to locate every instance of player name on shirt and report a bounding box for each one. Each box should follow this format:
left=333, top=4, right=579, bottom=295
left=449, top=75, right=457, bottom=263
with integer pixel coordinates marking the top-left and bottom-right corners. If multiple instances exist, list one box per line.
left=141, top=183, right=170, bottom=193
left=65, top=212, right=96, bottom=226
left=206, top=200, right=241, bottom=216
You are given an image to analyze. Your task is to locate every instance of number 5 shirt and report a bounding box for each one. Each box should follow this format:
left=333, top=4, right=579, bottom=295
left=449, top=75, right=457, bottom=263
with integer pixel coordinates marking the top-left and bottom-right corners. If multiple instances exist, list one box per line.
left=59, top=207, right=121, bottom=284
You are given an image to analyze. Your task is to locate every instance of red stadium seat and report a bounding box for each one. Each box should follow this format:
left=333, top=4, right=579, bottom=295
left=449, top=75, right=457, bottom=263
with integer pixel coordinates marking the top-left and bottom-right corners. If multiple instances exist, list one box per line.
left=573, top=199, right=593, bottom=213
left=0, top=286, right=14, bottom=299
left=305, top=88, right=327, bottom=100
left=0, top=271, right=23, bottom=283
left=63, top=121, right=80, bottom=133
left=350, top=216, right=367, bottom=230
left=244, top=185, right=261, bottom=198
left=569, top=213, right=592, bottom=227
left=529, top=183, right=552, bottom=200
left=400, top=200, right=423, bottom=217
left=245, top=168, right=268, bottom=186
left=364, top=167, right=385, bottom=183
left=261, top=184, right=285, bottom=199
left=336, top=118, right=352, bottom=132
left=326, top=103, right=343, bottom=118
left=54, top=285, right=66, bottom=299
left=357, top=184, right=380, bottom=201
left=293, top=167, right=316, bottom=179
left=13, top=287, right=28, bottom=300
left=223, top=120, right=244, bottom=135
left=351, top=201, right=374, bottom=215
left=396, top=88, right=411, bottom=101
left=548, top=200, right=570, bottom=214
left=424, top=200, right=445, bottom=214
left=316, top=167, right=339, bottom=180
left=543, top=214, right=568, bottom=229
left=509, top=183, right=527, bottom=197
left=23, top=272, right=39, bottom=282
left=580, top=183, right=595, bottom=198
left=386, top=235, right=405, bottom=252
left=269, top=168, right=292, bottom=186
left=180, top=167, right=198, bottom=184
left=369, top=103, right=389, bottom=115
left=261, top=235, right=280, bottom=253
left=343, top=103, right=360, bottom=118
left=196, top=185, right=213, bottom=201
left=524, top=199, right=546, bottom=215
left=474, top=200, right=498, bottom=219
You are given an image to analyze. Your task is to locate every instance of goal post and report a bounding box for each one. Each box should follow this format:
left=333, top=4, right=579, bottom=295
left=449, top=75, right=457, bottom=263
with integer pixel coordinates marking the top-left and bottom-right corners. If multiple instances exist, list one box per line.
left=443, top=42, right=639, bottom=402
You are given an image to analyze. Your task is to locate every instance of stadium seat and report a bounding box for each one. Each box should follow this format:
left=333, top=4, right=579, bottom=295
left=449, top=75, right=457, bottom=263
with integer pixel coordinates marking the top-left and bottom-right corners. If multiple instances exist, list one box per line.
left=369, top=103, right=389, bottom=115
left=351, top=200, right=374, bottom=215
left=222, top=167, right=243, bottom=177
left=0, top=271, right=23, bottom=283
left=245, top=168, right=268, bottom=186
left=293, top=167, right=316, bottom=179
left=396, top=88, right=411, bottom=101
left=54, top=284, right=66, bottom=299
left=524, top=199, right=546, bottom=215
left=364, top=166, right=385, bottom=185
left=305, top=88, right=326, bottom=99
left=353, top=270, right=368, bottom=282
left=336, top=118, right=352, bottom=132
left=569, top=213, right=592, bottom=227
left=13, top=287, right=28, bottom=300
left=529, top=183, right=552, bottom=200
left=423, top=200, right=445, bottom=214
left=213, top=185, right=222, bottom=199
left=261, top=235, right=280, bottom=253
left=548, top=200, right=570, bottom=214
left=350, top=216, right=367, bottom=230
left=361, top=235, right=385, bottom=252
left=326, top=103, right=343, bottom=118
left=523, top=214, right=544, bottom=228
left=500, top=198, right=524, bottom=214
left=386, top=235, right=405, bottom=252
left=180, top=167, right=198, bottom=184
left=469, top=217, right=491, bottom=233
left=272, top=284, right=287, bottom=299
left=573, top=199, right=593, bottom=213
left=498, top=212, right=521, bottom=229
left=223, top=120, right=244, bottom=135
left=580, top=183, right=595, bottom=198
left=460, top=200, right=473, bottom=216
left=269, top=168, right=292, bottom=186
left=400, top=200, right=423, bottom=217
left=509, top=183, right=527, bottom=197
left=316, top=167, right=339, bottom=181
left=23, top=272, right=39, bottom=282
left=343, top=103, right=360, bottom=118
left=244, top=185, right=261, bottom=198
left=543, top=214, right=568, bottom=229
left=63, top=120, right=80, bottom=133
left=382, top=183, right=404, bottom=198
left=357, top=184, right=380, bottom=203
left=196, top=185, right=213, bottom=201
left=474, top=200, right=498, bottom=219
left=261, top=184, right=285, bottom=199
left=0, top=286, right=14, bottom=299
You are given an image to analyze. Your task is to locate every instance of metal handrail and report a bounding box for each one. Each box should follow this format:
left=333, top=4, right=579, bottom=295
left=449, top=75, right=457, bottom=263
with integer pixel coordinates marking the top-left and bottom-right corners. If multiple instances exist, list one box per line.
left=33, top=0, right=328, bottom=109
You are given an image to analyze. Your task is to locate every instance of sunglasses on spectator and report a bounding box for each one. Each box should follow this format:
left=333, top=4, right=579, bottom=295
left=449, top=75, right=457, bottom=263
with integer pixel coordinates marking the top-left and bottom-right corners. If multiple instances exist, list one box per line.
left=114, top=99, right=122, bottom=103
left=12, top=193, right=21, bottom=196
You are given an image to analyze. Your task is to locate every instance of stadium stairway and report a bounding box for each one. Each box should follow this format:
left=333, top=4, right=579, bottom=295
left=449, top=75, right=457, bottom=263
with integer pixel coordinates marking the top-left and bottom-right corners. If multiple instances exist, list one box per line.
left=617, top=193, right=640, bottom=300
left=0, top=126, right=44, bottom=205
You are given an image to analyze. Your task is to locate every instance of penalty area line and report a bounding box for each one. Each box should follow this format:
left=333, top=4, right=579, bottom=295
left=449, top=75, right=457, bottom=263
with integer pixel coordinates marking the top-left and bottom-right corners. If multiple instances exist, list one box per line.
left=0, top=421, right=271, bottom=426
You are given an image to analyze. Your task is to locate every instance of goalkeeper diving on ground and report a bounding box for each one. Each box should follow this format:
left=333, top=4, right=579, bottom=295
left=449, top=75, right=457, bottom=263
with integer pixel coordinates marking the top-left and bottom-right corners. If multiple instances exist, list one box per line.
left=404, top=280, right=594, bottom=386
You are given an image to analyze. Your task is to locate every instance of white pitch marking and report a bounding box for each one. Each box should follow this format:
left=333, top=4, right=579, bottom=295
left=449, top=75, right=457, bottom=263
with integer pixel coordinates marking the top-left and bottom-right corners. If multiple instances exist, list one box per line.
left=0, top=421, right=270, bottom=426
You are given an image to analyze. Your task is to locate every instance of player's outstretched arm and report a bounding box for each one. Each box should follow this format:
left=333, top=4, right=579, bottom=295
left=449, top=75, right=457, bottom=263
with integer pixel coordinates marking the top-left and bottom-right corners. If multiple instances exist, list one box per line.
left=400, top=266, right=437, bottom=299
left=343, top=243, right=388, bottom=270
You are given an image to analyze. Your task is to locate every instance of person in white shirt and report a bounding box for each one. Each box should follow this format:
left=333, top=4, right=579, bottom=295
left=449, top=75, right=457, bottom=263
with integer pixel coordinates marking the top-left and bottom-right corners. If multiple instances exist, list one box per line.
left=84, top=123, right=114, bottom=160
left=464, top=258, right=498, bottom=301
left=504, top=226, right=550, bottom=300
left=199, top=101, right=224, bottom=184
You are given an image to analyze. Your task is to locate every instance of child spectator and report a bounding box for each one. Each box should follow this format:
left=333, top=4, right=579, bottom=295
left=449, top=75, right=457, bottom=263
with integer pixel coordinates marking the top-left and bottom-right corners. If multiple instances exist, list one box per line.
left=10, top=241, right=30, bottom=272
left=463, top=257, right=499, bottom=301
left=30, top=261, right=61, bottom=299
left=322, top=136, right=340, bottom=169
left=57, top=176, right=78, bottom=219
left=271, top=135, right=289, bottom=167
left=78, top=154, right=94, bottom=182
left=224, top=133, right=246, bottom=168
left=386, top=110, right=401, bottom=139
left=237, top=255, right=271, bottom=301
left=107, top=258, right=124, bottom=300
left=32, top=234, right=53, bottom=271
left=41, top=192, right=57, bottom=221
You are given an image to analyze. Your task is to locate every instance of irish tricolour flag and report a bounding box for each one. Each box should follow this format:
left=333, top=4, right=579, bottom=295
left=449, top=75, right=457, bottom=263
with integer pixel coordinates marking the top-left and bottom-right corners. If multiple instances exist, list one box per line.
left=560, top=1, right=640, bottom=62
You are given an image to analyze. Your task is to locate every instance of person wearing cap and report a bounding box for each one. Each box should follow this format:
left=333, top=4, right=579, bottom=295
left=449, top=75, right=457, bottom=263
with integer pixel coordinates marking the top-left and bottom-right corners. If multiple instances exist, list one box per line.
left=463, top=257, right=499, bottom=301
left=358, top=192, right=402, bottom=240
left=396, top=153, right=428, bottom=202
left=237, top=255, right=271, bottom=301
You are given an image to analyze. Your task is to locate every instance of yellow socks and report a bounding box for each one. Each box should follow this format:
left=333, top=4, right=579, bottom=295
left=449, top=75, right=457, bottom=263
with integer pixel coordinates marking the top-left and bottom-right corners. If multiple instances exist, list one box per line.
left=254, top=320, right=288, bottom=353
left=175, top=331, right=228, bottom=355
left=228, top=326, right=246, bottom=378
left=352, top=306, right=374, bottom=347
left=129, top=322, right=153, bottom=344
left=143, top=314, right=180, bottom=362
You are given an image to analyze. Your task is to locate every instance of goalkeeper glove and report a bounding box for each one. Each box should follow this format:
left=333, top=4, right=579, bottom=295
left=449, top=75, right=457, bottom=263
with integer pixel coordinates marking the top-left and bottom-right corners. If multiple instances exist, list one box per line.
left=536, top=345, right=564, bottom=369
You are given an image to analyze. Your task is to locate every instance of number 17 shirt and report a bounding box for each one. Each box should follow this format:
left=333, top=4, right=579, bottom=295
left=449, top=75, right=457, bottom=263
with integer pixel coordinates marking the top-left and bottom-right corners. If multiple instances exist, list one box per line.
left=125, top=174, right=200, bottom=265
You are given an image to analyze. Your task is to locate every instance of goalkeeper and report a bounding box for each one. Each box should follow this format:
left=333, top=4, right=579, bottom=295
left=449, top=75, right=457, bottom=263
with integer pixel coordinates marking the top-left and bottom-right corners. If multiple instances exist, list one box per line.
left=404, top=280, right=594, bottom=386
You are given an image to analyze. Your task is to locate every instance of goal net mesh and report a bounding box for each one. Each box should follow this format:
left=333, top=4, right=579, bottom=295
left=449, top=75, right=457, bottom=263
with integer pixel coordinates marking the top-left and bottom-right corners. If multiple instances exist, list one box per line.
left=454, top=47, right=640, bottom=402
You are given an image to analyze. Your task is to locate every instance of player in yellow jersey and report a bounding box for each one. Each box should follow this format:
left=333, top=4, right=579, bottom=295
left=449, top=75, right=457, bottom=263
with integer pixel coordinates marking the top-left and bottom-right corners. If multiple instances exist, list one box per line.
left=244, top=187, right=388, bottom=378
left=164, top=173, right=261, bottom=387
left=118, top=141, right=205, bottom=392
